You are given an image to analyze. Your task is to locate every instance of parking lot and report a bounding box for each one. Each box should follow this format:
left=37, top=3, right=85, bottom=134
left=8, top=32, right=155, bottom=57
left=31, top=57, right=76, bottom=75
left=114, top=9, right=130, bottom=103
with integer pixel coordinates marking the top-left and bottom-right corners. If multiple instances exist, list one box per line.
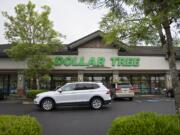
left=0, top=97, right=176, bottom=135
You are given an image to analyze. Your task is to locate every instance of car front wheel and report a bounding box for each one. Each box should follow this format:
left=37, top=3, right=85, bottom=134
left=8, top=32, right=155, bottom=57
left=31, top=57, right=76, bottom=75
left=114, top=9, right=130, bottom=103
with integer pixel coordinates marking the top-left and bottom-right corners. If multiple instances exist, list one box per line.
left=40, top=98, right=55, bottom=111
left=90, top=97, right=103, bottom=110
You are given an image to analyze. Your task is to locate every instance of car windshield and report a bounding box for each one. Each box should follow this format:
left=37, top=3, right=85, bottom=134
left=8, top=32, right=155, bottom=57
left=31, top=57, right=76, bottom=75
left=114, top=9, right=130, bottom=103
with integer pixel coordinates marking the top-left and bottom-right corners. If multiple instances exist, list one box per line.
left=55, top=86, right=62, bottom=91
left=118, top=83, right=132, bottom=88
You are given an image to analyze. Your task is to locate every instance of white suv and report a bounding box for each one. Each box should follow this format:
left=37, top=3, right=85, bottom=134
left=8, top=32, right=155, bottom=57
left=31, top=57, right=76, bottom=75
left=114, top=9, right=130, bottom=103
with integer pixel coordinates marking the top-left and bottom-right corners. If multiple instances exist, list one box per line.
left=34, top=82, right=111, bottom=111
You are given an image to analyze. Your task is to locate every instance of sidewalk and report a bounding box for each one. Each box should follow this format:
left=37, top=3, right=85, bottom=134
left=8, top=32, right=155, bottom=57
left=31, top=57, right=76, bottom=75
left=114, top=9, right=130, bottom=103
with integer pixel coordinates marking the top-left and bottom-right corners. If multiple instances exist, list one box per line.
left=135, top=94, right=165, bottom=99
left=0, top=94, right=33, bottom=104
left=134, top=94, right=174, bottom=102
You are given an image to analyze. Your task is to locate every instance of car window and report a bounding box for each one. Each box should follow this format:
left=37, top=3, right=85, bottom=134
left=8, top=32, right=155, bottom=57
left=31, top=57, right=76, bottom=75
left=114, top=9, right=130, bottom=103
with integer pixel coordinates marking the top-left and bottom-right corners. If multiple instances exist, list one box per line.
left=85, top=84, right=93, bottom=89
left=62, top=84, right=75, bottom=91
left=75, top=83, right=98, bottom=90
left=75, top=83, right=88, bottom=90
left=118, top=83, right=132, bottom=88
left=93, top=84, right=100, bottom=89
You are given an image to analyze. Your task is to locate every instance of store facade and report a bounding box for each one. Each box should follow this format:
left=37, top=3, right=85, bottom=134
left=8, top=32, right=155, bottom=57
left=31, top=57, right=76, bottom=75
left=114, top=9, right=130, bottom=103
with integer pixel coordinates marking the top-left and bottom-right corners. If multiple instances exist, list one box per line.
left=0, top=31, right=180, bottom=95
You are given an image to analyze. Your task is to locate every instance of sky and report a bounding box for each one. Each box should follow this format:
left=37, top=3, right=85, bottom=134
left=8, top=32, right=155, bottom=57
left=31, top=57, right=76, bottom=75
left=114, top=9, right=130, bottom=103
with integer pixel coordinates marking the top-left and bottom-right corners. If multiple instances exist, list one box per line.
left=0, top=0, right=108, bottom=44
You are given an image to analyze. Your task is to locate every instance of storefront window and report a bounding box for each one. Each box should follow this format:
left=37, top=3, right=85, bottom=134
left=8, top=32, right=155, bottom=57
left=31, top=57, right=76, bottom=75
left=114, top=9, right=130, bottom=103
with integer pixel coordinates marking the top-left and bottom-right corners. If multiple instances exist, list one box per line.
left=150, top=76, right=157, bottom=93
left=84, top=74, right=112, bottom=88
left=84, top=77, right=93, bottom=81
left=131, top=76, right=141, bottom=93
left=0, top=76, right=3, bottom=92
left=121, top=74, right=166, bottom=94
left=150, top=76, right=165, bottom=94
left=40, top=80, right=51, bottom=90
left=93, top=77, right=105, bottom=81
left=0, top=74, right=17, bottom=95
left=158, top=76, right=165, bottom=93
left=119, top=76, right=130, bottom=83
left=51, top=74, right=78, bottom=90
left=141, top=76, right=150, bottom=94
left=9, top=75, right=17, bottom=94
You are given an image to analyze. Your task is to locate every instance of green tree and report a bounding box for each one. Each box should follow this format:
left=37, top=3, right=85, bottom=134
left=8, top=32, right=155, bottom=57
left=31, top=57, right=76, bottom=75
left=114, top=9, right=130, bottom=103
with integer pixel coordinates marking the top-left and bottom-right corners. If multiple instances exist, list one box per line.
left=79, top=0, right=180, bottom=113
left=2, top=1, right=63, bottom=90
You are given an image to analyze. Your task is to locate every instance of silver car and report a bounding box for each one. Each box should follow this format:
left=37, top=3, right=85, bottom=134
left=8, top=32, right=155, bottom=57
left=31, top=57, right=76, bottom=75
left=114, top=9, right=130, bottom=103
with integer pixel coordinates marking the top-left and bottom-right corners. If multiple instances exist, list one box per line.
left=111, top=83, right=135, bottom=100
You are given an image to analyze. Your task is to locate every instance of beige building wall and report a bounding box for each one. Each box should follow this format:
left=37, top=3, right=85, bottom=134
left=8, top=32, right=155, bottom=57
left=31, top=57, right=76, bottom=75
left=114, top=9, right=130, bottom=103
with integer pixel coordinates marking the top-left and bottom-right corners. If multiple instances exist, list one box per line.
left=0, top=48, right=179, bottom=71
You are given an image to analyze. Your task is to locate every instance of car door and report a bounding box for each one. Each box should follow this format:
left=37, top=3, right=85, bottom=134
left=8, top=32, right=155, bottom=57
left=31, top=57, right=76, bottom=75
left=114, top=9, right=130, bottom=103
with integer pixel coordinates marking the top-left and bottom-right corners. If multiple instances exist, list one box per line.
left=55, top=83, right=77, bottom=104
left=75, top=83, right=95, bottom=102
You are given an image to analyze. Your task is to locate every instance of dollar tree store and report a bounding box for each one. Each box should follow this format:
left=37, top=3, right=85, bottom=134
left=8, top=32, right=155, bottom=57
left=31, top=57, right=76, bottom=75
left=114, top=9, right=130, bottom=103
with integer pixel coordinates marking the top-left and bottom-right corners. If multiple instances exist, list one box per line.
left=0, top=31, right=180, bottom=96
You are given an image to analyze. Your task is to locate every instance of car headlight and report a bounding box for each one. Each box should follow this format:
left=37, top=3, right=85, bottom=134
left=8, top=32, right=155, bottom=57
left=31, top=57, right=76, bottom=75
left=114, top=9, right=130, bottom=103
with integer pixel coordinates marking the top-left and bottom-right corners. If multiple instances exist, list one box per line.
left=35, top=95, right=39, bottom=99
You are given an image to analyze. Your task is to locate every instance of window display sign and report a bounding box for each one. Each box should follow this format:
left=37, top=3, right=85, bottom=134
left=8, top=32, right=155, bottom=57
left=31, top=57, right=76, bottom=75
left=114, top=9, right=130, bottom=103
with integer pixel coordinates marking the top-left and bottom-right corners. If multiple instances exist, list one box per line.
left=53, top=56, right=140, bottom=67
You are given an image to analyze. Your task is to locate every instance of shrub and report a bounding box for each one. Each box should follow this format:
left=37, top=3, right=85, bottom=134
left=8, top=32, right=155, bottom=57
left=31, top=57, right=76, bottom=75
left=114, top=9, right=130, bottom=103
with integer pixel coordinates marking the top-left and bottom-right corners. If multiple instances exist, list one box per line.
left=109, top=112, right=180, bottom=135
left=0, top=115, right=41, bottom=135
left=26, top=90, right=48, bottom=99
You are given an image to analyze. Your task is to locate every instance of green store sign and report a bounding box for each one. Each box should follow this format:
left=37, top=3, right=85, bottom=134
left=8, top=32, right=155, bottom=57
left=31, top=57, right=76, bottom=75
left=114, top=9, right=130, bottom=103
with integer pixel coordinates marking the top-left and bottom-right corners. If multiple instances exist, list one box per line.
left=53, top=56, right=140, bottom=67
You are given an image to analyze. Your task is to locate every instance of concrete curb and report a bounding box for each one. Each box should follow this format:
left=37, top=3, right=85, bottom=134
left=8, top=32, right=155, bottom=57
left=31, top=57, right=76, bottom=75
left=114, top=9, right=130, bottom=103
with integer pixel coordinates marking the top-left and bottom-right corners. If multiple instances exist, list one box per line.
left=0, top=100, right=34, bottom=104
left=0, top=100, right=22, bottom=104
left=0, top=97, right=34, bottom=104
left=22, top=101, right=34, bottom=104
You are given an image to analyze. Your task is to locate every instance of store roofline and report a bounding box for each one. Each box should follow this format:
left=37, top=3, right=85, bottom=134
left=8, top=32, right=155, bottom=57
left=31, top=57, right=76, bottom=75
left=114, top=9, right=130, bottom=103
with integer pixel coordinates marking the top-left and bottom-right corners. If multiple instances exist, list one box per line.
left=0, top=30, right=180, bottom=58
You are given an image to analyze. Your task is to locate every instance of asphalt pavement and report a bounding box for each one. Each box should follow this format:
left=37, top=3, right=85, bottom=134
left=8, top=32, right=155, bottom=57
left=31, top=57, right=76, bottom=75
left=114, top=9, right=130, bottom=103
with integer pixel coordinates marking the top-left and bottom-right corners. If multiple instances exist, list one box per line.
left=0, top=97, right=176, bottom=135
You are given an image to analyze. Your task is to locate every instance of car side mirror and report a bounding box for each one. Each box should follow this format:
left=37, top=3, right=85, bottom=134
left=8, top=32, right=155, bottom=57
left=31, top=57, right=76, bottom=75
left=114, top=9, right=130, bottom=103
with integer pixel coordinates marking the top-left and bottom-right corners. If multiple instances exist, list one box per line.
left=57, top=89, right=63, bottom=93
